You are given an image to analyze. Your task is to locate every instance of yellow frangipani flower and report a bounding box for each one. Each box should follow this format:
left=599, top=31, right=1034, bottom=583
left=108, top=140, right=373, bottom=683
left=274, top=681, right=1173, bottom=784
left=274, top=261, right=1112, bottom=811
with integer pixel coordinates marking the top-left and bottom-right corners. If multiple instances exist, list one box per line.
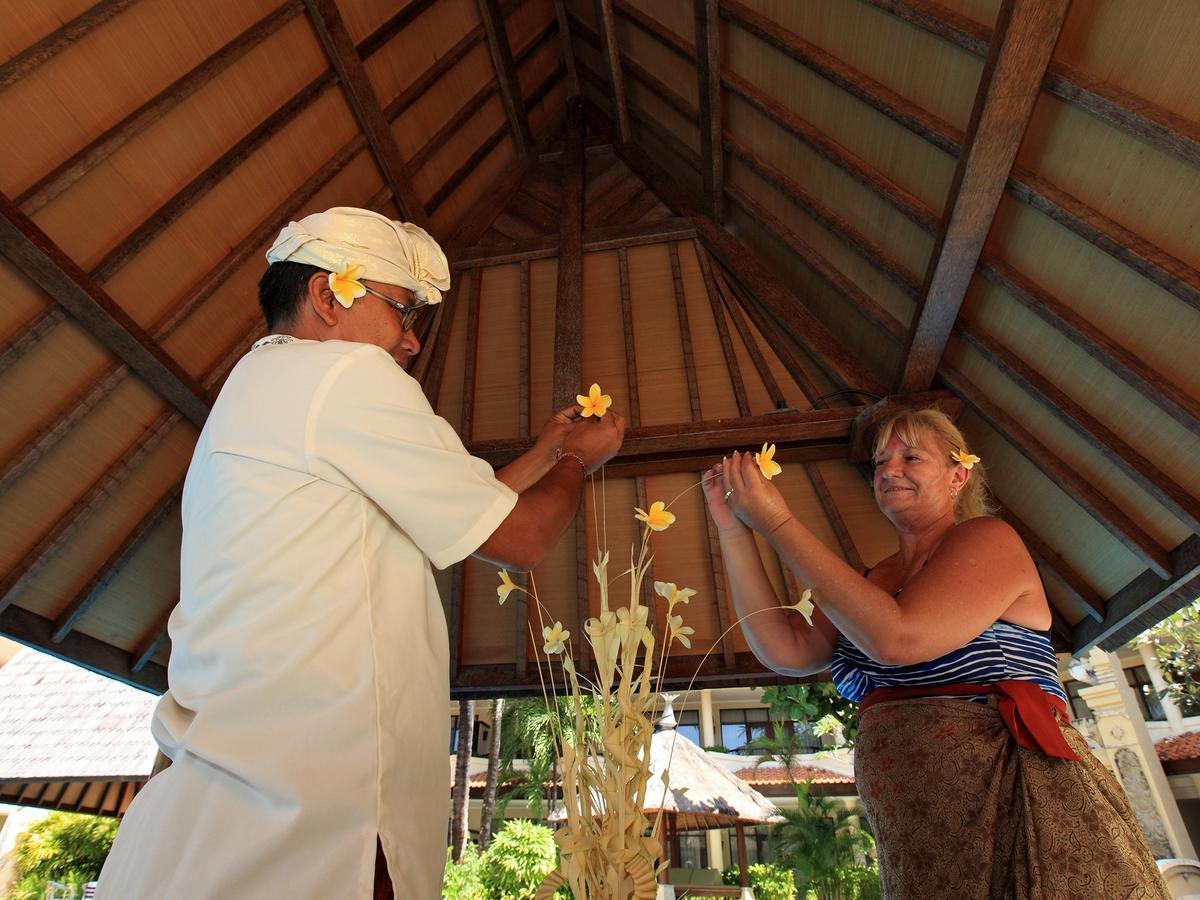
left=327, top=261, right=367, bottom=309
left=634, top=500, right=675, bottom=532
left=951, top=449, right=980, bottom=470
left=755, top=442, right=782, bottom=481
left=785, top=588, right=815, bottom=627
left=496, top=569, right=523, bottom=605
left=576, top=383, right=613, bottom=418
left=653, top=581, right=695, bottom=608
left=543, top=621, right=570, bottom=655
left=667, top=614, right=695, bottom=649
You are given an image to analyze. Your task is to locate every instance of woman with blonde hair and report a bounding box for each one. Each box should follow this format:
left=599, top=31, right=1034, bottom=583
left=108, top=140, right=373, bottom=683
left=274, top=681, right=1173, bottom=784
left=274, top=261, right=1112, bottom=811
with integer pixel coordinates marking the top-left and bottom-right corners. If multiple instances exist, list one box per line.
left=704, top=407, right=1166, bottom=898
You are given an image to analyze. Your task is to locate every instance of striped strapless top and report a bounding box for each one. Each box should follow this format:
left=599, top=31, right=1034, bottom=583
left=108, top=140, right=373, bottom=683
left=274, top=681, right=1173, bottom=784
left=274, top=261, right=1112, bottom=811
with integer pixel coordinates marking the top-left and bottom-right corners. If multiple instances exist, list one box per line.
left=830, top=620, right=1067, bottom=705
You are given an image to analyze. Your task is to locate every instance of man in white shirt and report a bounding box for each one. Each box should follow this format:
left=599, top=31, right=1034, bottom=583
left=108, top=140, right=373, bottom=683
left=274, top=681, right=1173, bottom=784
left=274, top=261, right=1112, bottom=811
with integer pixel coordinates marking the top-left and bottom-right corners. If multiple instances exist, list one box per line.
left=98, top=208, right=624, bottom=898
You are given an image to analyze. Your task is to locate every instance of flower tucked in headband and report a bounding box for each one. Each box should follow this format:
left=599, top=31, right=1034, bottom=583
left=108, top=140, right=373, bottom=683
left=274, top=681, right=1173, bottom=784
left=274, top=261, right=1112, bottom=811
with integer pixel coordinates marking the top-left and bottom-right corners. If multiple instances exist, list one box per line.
left=327, top=261, right=366, bottom=309
left=951, top=449, right=980, bottom=470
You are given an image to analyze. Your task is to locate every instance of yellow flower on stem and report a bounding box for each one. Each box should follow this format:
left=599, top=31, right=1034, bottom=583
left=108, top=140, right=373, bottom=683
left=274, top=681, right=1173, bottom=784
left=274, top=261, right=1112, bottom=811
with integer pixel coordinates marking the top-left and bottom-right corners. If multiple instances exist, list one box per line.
left=755, top=442, right=782, bottom=481
left=784, top=588, right=815, bottom=627
left=543, top=621, right=570, bottom=655
left=634, top=500, right=676, bottom=532
left=951, top=449, right=980, bottom=470
left=576, top=383, right=613, bottom=418
left=496, top=569, right=523, bottom=605
left=327, top=261, right=367, bottom=308
left=667, top=614, right=695, bottom=649
left=654, top=581, right=696, bottom=608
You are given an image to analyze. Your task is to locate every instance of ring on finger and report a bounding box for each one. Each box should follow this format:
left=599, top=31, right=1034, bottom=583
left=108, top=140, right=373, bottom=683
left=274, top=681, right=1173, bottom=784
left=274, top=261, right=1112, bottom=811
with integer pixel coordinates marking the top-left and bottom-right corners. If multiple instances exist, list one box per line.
left=724, top=489, right=734, bottom=501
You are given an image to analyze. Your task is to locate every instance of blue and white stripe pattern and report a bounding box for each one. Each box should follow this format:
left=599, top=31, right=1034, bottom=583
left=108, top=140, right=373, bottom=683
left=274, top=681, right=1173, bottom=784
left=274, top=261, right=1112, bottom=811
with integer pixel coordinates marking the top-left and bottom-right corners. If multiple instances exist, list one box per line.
left=830, top=621, right=1067, bottom=705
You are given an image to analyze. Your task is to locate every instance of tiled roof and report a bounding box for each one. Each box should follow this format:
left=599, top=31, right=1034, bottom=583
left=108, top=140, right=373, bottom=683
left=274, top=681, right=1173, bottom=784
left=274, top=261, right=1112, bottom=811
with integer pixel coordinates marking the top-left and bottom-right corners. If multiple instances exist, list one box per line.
left=1156, top=730, right=1200, bottom=762
left=734, top=765, right=855, bottom=786
left=0, top=649, right=158, bottom=781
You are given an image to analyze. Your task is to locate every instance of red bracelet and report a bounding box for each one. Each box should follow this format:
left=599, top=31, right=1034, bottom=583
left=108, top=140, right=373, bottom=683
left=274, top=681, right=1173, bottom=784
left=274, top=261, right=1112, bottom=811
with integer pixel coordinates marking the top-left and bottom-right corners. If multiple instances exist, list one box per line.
left=555, top=448, right=588, bottom=476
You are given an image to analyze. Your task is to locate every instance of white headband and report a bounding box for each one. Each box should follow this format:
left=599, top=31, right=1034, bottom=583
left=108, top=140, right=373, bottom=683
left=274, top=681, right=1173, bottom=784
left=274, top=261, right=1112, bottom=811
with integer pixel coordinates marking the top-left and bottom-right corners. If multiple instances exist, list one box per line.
left=265, top=206, right=450, bottom=305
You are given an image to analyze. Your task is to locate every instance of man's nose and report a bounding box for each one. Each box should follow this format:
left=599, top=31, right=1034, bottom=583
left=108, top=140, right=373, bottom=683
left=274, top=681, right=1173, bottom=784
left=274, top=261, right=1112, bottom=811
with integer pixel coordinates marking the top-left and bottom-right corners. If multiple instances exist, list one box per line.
left=401, top=329, right=421, bottom=356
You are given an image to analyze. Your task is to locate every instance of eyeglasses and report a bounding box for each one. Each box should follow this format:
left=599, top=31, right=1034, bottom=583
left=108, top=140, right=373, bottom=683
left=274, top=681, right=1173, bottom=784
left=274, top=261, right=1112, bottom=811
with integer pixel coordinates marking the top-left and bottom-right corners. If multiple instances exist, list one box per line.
left=360, top=284, right=428, bottom=331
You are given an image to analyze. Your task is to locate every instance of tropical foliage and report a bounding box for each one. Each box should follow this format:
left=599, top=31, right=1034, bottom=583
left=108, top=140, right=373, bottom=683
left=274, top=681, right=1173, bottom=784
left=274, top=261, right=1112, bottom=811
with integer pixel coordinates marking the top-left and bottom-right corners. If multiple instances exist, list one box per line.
left=495, top=695, right=602, bottom=819
left=760, top=683, right=859, bottom=748
left=5, top=812, right=117, bottom=900
left=1143, top=600, right=1200, bottom=715
left=722, top=862, right=797, bottom=900
left=767, top=781, right=876, bottom=900
left=442, top=821, right=564, bottom=900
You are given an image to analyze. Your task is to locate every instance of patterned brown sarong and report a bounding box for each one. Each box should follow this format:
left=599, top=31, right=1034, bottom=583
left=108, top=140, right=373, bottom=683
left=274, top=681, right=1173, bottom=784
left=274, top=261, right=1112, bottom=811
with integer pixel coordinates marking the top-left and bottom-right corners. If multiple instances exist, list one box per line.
left=855, top=696, right=1170, bottom=899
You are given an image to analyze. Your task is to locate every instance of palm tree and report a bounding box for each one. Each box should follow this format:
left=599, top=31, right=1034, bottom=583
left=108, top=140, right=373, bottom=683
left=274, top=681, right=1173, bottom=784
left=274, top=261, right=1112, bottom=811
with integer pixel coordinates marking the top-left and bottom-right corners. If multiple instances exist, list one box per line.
left=450, top=699, right=475, bottom=862
left=497, top=695, right=601, bottom=819
left=478, top=696, right=505, bottom=850
left=769, top=780, right=875, bottom=900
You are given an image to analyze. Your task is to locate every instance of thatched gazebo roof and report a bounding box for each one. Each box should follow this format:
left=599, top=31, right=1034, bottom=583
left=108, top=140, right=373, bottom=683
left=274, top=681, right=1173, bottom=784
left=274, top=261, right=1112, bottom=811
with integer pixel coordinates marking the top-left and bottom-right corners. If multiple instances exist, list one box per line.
left=0, top=0, right=1197, bottom=696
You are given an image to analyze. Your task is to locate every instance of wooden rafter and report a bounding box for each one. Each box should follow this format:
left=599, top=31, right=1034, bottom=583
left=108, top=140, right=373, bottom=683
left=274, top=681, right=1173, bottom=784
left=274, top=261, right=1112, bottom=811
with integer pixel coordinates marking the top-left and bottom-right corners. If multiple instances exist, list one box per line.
left=130, top=600, right=176, bottom=673
left=897, top=0, right=1070, bottom=393
left=0, top=0, right=141, bottom=89
left=476, top=0, right=534, bottom=158
left=301, top=0, right=427, bottom=223
left=553, top=0, right=581, bottom=95
left=694, top=0, right=724, bottom=221
left=551, top=97, right=586, bottom=410
left=592, top=0, right=631, bottom=142
left=612, top=1, right=1200, bottom=435
left=0, top=195, right=209, bottom=426
left=454, top=218, right=695, bottom=267
left=862, top=0, right=1200, bottom=169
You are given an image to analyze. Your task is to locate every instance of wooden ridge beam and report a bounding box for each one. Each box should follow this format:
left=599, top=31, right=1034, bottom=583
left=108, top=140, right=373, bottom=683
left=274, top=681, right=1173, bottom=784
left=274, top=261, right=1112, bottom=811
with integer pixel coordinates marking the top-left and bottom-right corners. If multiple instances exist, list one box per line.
left=1075, top=536, right=1200, bottom=653
left=0, top=605, right=167, bottom=694
left=592, top=0, right=631, bottom=143
left=552, top=0, right=580, bottom=96
left=477, top=0, right=534, bottom=158
left=0, top=0, right=141, bottom=90
left=453, top=218, right=696, bottom=268
left=302, top=0, right=427, bottom=223
left=0, top=194, right=209, bottom=426
left=897, top=0, right=1069, bottom=393
left=694, top=0, right=723, bottom=221
left=862, top=0, right=1200, bottom=169
left=14, top=2, right=303, bottom=214
left=551, top=97, right=585, bottom=410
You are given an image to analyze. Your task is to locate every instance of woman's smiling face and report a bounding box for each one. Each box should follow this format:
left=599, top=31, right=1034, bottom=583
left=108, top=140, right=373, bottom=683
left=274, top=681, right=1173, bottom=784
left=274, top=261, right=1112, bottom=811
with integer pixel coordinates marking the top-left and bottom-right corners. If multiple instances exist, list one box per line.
left=872, top=432, right=958, bottom=523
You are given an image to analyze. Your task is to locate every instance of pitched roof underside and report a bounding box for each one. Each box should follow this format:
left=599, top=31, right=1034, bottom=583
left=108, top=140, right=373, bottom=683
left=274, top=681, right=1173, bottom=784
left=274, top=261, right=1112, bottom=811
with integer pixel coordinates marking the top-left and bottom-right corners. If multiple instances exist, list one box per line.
left=0, top=0, right=1197, bottom=696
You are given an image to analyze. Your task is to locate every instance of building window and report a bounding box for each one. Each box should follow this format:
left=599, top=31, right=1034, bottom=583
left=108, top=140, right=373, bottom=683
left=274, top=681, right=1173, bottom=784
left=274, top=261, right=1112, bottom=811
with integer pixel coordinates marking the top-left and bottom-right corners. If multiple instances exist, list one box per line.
left=677, top=709, right=701, bottom=746
left=1063, top=679, right=1091, bottom=722
left=450, top=717, right=491, bottom=754
left=719, top=708, right=823, bottom=754
left=675, top=830, right=709, bottom=869
left=725, top=826, right=769, bottom=868
left=1126, top=666, right=1167, bottom=722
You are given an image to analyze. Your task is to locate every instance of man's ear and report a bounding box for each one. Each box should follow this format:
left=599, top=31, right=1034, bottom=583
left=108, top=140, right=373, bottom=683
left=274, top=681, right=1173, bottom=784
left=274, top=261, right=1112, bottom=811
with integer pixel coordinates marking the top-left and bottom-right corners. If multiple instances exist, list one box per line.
left=306, top=272, right=340, bottom=327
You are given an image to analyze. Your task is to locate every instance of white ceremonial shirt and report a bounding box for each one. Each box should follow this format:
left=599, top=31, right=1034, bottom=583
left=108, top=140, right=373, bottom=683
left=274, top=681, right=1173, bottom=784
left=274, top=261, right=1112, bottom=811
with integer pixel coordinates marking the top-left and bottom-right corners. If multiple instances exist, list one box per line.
left=98, top=338, right=516, bottom=899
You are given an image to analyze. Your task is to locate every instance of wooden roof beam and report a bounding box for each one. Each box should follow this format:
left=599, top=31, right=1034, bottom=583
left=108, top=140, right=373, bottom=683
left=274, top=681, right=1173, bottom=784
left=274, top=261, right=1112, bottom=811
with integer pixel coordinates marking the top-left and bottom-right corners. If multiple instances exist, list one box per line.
left=694, top=0, right=724, bottom=222
left=130, top=600, right=175, bottom=673
left=1075, top=536, right=1200, bottom=653
left=552, top=97, right=586, bottom=410
left=591, top=0, right=631, bottom=143
left=553, top=0, right=581, bottom=96
left=0, top=0, right=141, bottom=90
left=454, top=218, right=696, bottom=268
left=862, top=0, right=1200, bottom=169
left=0, top=195, right=209, bottom=425
left=476, top=0, right=534, bottom=159
left=897, top=0, right=1069, bottom=393
left=302, top=0, right=427, bottom=224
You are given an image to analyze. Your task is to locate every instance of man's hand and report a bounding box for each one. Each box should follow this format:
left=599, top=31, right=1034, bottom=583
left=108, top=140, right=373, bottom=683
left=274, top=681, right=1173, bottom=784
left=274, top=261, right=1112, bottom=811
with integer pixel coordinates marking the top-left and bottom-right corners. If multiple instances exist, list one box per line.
left=563, top=410, right=626, bottom=474
left=532, top=403, right=583, bottom=459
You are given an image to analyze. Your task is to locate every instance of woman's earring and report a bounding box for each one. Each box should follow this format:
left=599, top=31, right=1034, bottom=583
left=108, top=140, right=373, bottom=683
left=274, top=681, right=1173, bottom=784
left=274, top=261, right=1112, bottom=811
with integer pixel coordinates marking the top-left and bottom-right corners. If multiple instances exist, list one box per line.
left=950, top=488, right=959, bottom=500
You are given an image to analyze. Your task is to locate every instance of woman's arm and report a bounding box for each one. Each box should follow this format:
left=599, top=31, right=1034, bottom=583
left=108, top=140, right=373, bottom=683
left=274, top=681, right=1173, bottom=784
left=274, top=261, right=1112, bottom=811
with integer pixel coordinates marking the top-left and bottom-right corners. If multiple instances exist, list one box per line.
left=724, top=452, right=1040, bottom=665
left=703, top=464, right=839, bottom=676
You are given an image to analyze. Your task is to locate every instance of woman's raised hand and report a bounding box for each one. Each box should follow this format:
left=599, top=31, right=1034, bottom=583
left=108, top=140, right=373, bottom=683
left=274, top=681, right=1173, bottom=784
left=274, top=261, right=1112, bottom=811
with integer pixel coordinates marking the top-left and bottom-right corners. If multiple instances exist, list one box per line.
left=724, top=450, right=794, bottom=536
left=702, top=461, right=744, bottom=533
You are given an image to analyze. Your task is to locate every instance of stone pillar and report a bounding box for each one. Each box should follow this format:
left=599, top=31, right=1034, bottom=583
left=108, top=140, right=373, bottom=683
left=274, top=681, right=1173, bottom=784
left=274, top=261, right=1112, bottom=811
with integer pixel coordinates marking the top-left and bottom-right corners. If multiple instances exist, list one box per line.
left=699, top=690, right=726, bottom=871
left=1077, top=649, right=1195, bottom=858
left=1138, top=641, right=1186, bottom=731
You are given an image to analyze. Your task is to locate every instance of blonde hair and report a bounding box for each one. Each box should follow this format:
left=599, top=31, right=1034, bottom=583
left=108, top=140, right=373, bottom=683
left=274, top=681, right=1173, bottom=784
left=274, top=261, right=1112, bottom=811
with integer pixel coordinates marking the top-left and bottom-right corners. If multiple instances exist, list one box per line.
left=872, top=408, right=995, bottom=521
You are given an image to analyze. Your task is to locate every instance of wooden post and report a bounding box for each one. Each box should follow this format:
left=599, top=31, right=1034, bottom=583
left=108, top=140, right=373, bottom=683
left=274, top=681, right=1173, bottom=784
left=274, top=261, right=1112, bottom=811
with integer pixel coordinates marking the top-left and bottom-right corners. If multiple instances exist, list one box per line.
left=735, top=821, right=749, bottom=886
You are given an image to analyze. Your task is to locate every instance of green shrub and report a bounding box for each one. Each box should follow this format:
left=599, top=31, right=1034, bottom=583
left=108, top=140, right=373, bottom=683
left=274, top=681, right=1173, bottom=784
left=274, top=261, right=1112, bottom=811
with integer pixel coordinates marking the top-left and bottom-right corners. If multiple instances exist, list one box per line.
left=442, top=843, right=487, bottom=900
left=481, top=820, right=559, bottom=900
left=5, top=812, right=117, bottom=900
left=722, top=862, right=797, bottom=900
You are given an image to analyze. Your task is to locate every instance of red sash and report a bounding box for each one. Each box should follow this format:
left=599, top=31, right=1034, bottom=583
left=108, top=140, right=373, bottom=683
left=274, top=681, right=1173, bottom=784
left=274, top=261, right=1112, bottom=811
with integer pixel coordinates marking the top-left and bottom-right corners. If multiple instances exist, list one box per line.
left=857, top=680, right=1078, bottom=761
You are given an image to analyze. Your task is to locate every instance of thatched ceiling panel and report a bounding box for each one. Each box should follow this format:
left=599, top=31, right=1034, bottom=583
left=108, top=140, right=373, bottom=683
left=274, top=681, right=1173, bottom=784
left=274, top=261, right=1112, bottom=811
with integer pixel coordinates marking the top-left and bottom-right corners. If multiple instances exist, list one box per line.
left=776, top=464, right=851, bottom=566
left=431, top=133, right=517, bottom=234
left=9, top=418, right=191, bottom=617
left=71, top=512, right=182, bottom=652
left=413, top=94, right=508, bottom=204
left=960, top=407, right=1143, bottom=601
left=461, top=556, right=518, bottom=666
left=1, top=2, right=96, bottom=57
left=472, top=264, right=522, bottom=443
left=0, top=382, right=173, bottom=577
left=525, top=524, right=578, bottom=659
left=626, top=242, right=694, bottom=426
left=581, top=477, right=640, bottom=621
left=674, top=241, right=739, bottom=421
left=390, top=41, right=494, bottom=159
left=0, top=0, right=287, bottom=195
left=580, top=250, right=633, bottom=418
left=526, top=256, right=559, bottom=432
left=810, top=459, right=897, bottom=569
left=0, top=259, right=50, bottom=339
left=948, top=338, right=1189, bottom=552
